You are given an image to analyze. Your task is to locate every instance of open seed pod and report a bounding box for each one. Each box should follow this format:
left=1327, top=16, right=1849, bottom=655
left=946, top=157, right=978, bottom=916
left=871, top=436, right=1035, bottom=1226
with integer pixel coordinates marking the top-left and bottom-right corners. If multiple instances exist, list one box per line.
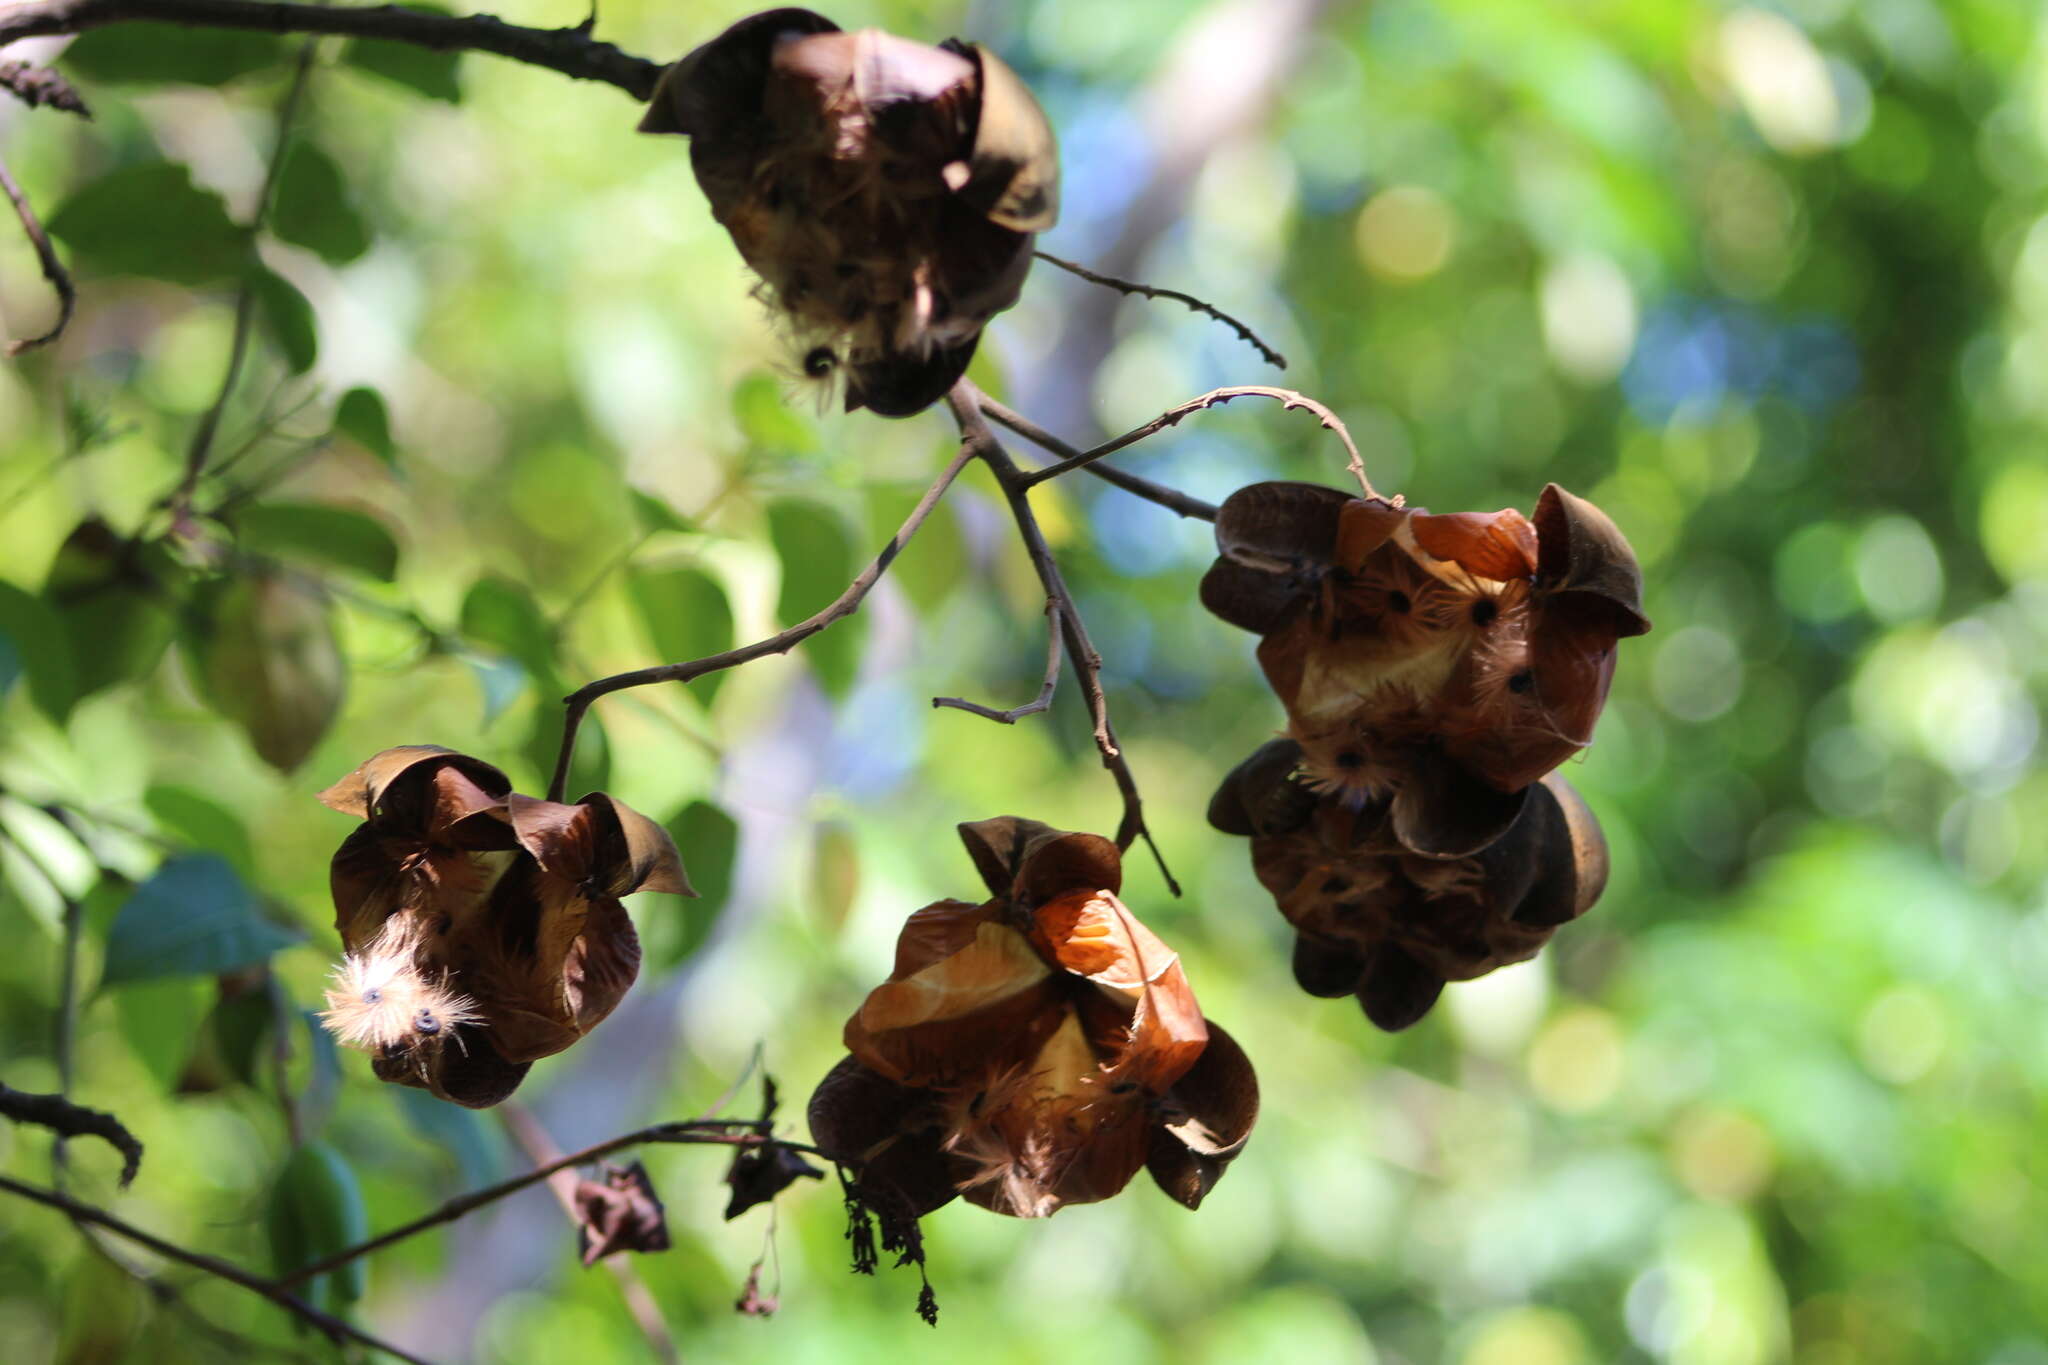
left=1202, top=481, right=1650, bottom=801
left=1210, top=740, right=1608, bottom=1031
left=317, top=749, right=692, bottom=1106
left=809, top=818, right=1258, bottom=1218
left=640, top=8, right=1059, bottom=416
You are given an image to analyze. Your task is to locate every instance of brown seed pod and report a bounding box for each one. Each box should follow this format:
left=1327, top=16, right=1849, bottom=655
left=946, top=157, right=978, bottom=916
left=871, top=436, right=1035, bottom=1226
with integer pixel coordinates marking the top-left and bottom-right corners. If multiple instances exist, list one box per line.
left=809, top=819, right=1257, bottom=1218
left=1210, top=739, right=1608, bottom=1031
left=316, top=748, right=691, bottom=1105
left=640, top=9, right=1060, bottom=416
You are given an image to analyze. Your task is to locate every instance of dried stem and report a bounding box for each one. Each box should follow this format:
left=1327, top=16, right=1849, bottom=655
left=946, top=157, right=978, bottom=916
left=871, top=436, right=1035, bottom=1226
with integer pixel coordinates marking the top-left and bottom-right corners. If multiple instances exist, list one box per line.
left=0, top=59, right=91, bottom=116
left=946, top=381, right=1181, bottom=897
left=977, top=395, right=1217, bottom=521
left=547, top=441, right=976, bottom=801
left=932, top=600, right=1062, bottom=724
left=0, top=153, right=77, bottom=355
left=0, top=0, right=663, bottom=99
left=0, top=1084, right=142, bottom=1186
left=1020, top=384, right=1378, bottom=500
left=0, top=1173, right=433, bottom=1365
left=275, top=1118, right=831, bottom=1289
left=1034, top=250, right=1286, bottom=370
left=499, top=1104, right=679, bottom=1365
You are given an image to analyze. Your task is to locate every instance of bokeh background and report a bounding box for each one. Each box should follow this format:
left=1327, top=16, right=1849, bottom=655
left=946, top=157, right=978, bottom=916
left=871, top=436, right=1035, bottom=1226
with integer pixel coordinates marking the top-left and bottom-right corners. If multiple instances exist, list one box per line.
left=2, top=0, right=2045, bottom=1360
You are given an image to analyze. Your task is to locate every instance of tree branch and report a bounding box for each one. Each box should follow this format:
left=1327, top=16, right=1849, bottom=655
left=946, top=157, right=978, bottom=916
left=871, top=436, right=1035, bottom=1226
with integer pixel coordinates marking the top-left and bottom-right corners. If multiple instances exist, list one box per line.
left=0, top=1173, right=435, bottom=1365
left=0, top=0, right=664, bottom=100
left=275, top=1118, right=832, bottom=1289
left=547, top=441, right=976, bottom=801
left=932, top=600, right=1062, bottom=724
left=0, top=153, right=77, bottom=356
left=0, top=1084, right=142, bottom=1186
left=1033, top=250, right=1285, bottom=370
left=946, top=380, right=1181, bottom=897
left=1019, top=384, right=1379, bottom=500
left=0, top=58, right=91, bottom=116
left=977, top=395, right=1217, bottom=521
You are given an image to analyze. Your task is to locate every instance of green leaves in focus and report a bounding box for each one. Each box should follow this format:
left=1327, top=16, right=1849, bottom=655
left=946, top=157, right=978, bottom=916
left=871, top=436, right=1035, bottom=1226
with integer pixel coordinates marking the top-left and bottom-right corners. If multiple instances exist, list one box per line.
left=768, top=499, right=862, bottom=698
left=271, top=141, right=371, bottom=264
left=102, top=854, right=301, bottom=987
left=62, top=24, right=287, bottom=86
left=630, top=565, right=734, bottom=703
left=233, top=503, right=400, bottom=582
left=48, top=163, right=250, bottom=285
left=646, top=800, right=737, bottom=969
left=266, top=1143, right=370, bottom=1314
left=188, top=571, right=347, bottom=772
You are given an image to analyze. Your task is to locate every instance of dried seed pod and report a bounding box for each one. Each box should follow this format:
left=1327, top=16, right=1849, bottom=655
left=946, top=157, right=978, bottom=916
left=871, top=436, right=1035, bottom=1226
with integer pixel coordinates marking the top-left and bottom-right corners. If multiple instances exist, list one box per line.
left=1202, top=480, right=1649, bottom=799
left=1210, top=740, right=1609, bottom=1030
left=640, top=9, right=1059, bottom=417
left=316, top=749, right=691, bottom=1105
left=810, top=819, right=1257, bottom=1218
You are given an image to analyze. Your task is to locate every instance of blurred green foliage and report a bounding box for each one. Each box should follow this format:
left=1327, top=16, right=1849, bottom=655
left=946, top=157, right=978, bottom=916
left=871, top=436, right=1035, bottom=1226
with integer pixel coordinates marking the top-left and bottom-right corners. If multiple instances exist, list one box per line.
left=1, top=0, right=2045, bottom=1362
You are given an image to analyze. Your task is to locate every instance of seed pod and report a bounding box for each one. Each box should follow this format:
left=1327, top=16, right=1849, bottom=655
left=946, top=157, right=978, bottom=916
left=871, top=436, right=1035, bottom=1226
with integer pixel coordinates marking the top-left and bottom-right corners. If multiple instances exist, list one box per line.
left=640, top=9, right=1060, bottom=417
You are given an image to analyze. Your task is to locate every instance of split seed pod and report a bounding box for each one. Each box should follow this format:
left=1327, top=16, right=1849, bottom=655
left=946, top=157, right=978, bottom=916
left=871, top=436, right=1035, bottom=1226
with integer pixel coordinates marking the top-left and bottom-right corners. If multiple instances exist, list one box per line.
left=1201, top=481, right=1650, bottom=803
left=639, top=7, right=1059, bottom=416
left=317, top=747, right=692, bottom=1106
left=1210, top=738, right=1608, bottom=1030
left=809, top=818, right=1257, bottom=1218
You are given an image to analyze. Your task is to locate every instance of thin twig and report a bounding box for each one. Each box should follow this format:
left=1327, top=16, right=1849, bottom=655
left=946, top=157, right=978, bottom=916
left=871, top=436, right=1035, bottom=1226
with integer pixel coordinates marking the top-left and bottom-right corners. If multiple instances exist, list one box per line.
left=0, top=1174, right=434, bottom=1365
left=0, top=152, right=77, bottom=355
left=1019, top=384, right=1378, bottom=500
left=977, top=396, right=1217, bottom=521
left=499, top=1104, right=679, bottom=1365
left=946, top=381, right=1181, bottom=897
left=276, top=1119, right=833, bottom=1288
left=0, top=59, right=91, bottom=116
left=1034, top=250, right=1285, bottom=370
left=0, top=1084, right=142, bottom=1186
left=932, top=600, right=1062, bottom=724
left=0, top=0, right=663, bottom=99
left=167, top=35, right=317, bottom=520
left=547, top=442, right=976, bottom=801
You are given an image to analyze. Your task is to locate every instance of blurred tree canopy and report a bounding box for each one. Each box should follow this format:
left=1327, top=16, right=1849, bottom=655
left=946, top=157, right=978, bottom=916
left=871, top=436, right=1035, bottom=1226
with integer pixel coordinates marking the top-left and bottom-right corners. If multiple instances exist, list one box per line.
left=2, top=0, right=2047, bottom=1362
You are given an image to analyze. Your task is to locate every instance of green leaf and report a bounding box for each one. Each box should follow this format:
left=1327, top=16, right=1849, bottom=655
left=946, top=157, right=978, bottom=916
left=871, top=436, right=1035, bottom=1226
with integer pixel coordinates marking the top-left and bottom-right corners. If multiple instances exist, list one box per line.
left=179, top=980, right=277, bottom=1094
left=646, top=800, right=737, bottom=969
left=345, top=8, right=463, bottom=103
left=466, top=655, right=525, bottom=727
left=48, top=163, right=252, bottom=286
left=112, top=977, right=209, bottom=1090
left=460, top=576, right=556, bottom=683
left=395, top=1088, right=506, bottom=1189
left=271, top=140, right=370, bottom=264
left=0, top=580, right=78, bottom=721
left=628, top=565, right=734, bottom=703
left=145, top=784, right=257, bottom=877
left=0, top=629, right=19, bottom=700
left=188, top=571, right=347, bottom=772
left=250, top=267, right=317, bottom=374
left=267, top=1143, right=370, bottom=1312
left=41, top=519, right=176, bottom=702
left=296, top=1010, right=341, bottom=1139
left=234, top=502, right=399, bottom=582
left=102, top=854, right=301, bottom=986
left=768, top=500, right=862, bottom=697
left=63, top=24, right=288, bottom=85
left=335, top=387, right=394, bottom=464
left=629, top=488, right=690, bottom=535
